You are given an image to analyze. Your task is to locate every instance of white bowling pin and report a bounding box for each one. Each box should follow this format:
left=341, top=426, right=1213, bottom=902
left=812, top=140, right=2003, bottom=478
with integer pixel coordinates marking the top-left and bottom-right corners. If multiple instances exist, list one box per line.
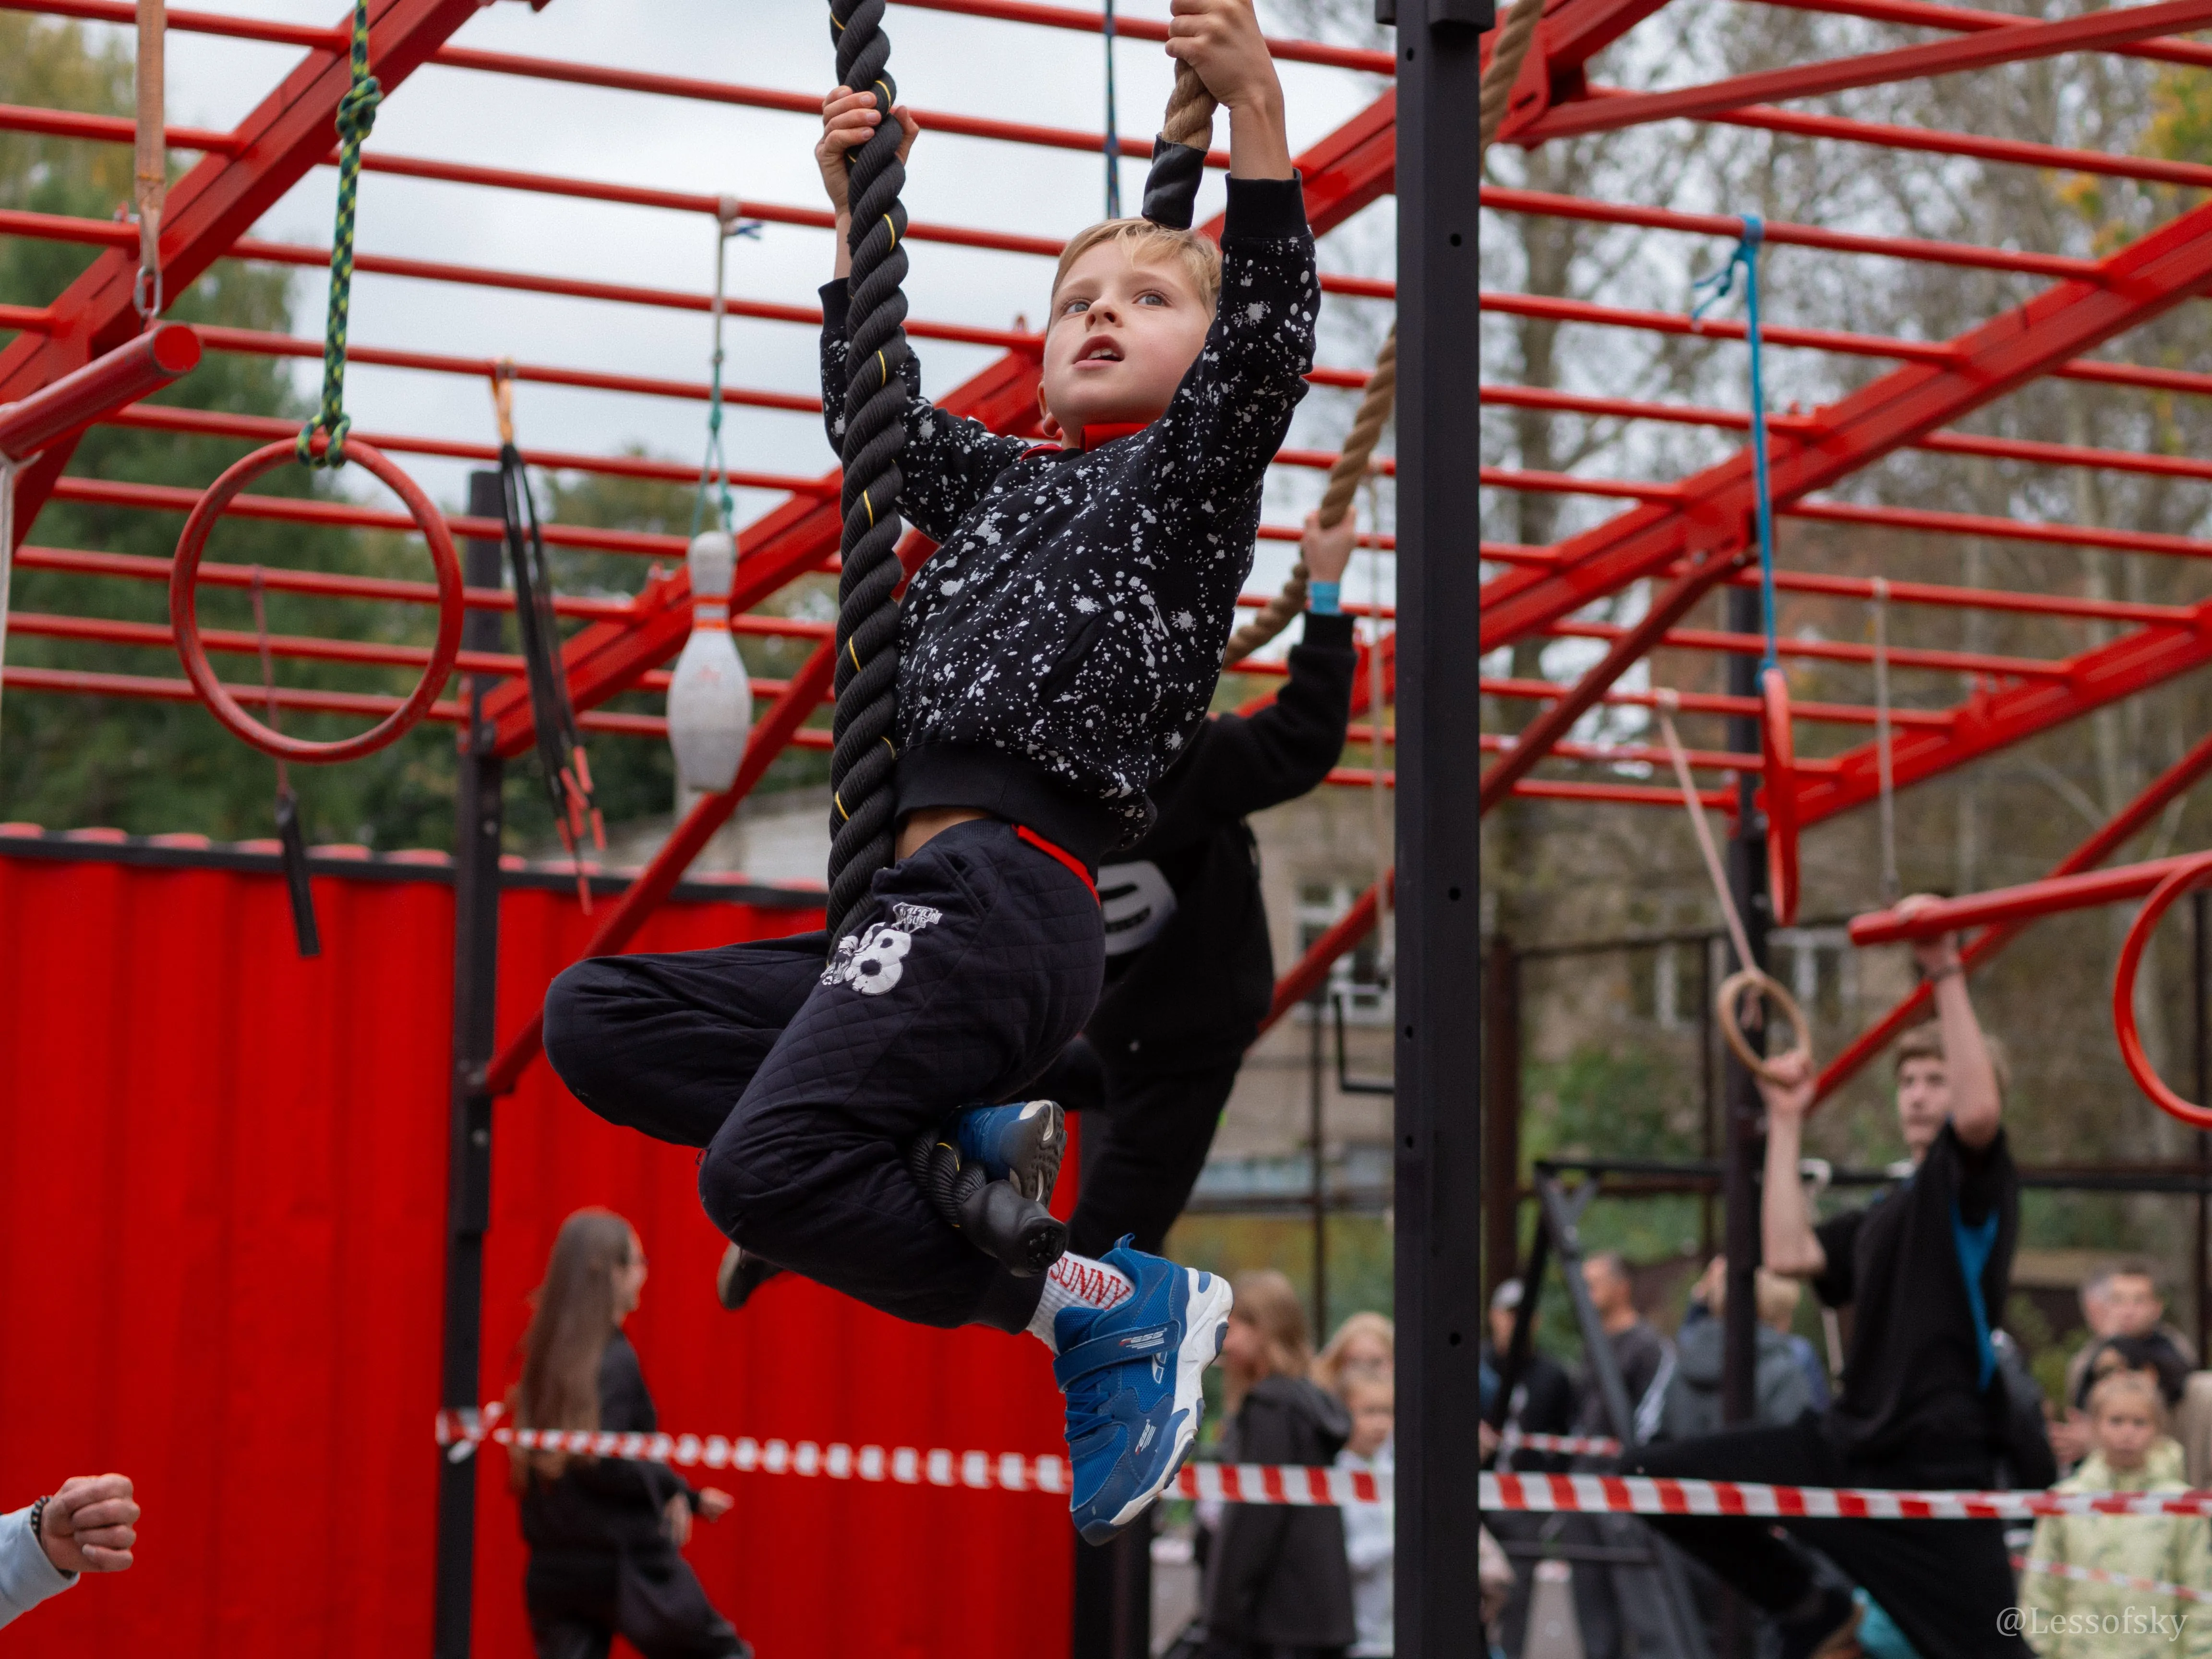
left=667, top=529, right=751, bottom=804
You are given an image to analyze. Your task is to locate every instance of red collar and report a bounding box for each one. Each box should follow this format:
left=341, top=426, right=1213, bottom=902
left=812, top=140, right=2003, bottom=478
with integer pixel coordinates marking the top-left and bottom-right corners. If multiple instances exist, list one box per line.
left=1077, top=421, right=1150, bottom=451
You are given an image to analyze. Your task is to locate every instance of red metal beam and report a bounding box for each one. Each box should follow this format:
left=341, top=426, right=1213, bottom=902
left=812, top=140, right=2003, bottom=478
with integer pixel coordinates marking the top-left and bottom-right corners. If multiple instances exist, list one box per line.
left=1479, top=677, right=1956, bottom=732
left=1813, top=725, right=2212, bottom=1100
left=0, top=324, right=197, bottom=461
left=1479, top=185, right=2212, bottom=661
left=1849, top=855, right=2198, bottom=945
left=1763, top=0, right=2212, bottom=72
left=889, top=0, right=1395, bottom=73
left=1510, top=0, right=2212, bottom=143
left=0, top=0, right=485, bottom=535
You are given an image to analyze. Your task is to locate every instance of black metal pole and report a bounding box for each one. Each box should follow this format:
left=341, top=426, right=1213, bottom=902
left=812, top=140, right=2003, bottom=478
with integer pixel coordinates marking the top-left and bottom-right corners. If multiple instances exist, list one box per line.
left=1700, top=932, right=1717, bottom=1261
left=1312, top=986, right=1329, bottom=1344
left=1482, top=937, right=1522, bottom=1302
left=433, top=473, right=508, bottom=1659
left=1720, top=585, right=1769, bottom=1433
left=2195, top=890, right=2209, bottom=1362
left=1396, top=4, right=1480, bottom=1654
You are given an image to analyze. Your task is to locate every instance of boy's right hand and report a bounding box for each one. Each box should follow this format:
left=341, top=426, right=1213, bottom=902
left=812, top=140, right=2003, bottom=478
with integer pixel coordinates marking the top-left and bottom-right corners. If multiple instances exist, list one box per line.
left=817, top=87, right=920, bottom=219
left=1755, top=1046, right=1815, bottom=1126
left=1299, top=507, right=1358, bottom=584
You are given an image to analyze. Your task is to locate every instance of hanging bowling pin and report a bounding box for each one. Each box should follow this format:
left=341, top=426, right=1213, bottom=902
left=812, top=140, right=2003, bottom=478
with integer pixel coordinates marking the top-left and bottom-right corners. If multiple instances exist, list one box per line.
left=667, top=528, right=751, bottom=815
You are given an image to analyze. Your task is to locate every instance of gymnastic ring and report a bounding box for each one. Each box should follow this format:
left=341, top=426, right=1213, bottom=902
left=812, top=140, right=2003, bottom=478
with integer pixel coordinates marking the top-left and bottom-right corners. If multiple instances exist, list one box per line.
left=1757, top=666, right=1801, bottom=927
left=2112, top=849, right=2212, bottom=1131
left=1715, top=965, right=1813, bottom=1086
left=169, top=437, right=465, bottom=764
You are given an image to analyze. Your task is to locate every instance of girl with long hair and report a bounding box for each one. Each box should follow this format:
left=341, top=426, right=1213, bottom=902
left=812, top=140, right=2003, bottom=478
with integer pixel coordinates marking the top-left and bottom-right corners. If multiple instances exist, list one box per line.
left=1201, top=1270, right=1356, bottom=1659
left=511, top=1209, right=750, bottom=1659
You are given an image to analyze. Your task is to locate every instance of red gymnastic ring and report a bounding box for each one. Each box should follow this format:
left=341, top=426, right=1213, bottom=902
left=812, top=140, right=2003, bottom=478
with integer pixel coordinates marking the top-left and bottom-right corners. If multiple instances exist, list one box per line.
left=169, top=438, right=465, bottom=764
left=1758, top=666, right=1801, bottom=927
left=2113, top=849, right=2212, bottom=1131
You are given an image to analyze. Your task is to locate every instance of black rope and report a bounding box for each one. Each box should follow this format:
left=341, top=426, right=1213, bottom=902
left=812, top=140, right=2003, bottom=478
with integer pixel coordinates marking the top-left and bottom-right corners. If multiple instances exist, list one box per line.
left=825, top=0, right=912, bottom=945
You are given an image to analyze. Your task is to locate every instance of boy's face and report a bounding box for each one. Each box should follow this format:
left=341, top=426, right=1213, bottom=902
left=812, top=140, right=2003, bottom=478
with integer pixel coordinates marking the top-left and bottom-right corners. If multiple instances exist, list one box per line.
left=1894, top=1056, right=1951, bottom=1157
left=1037, top=244, right=1213, bottom=443
left=2092, top=1391, right=2160, bottom=1471
left=1346, top=1386, right=1393, bottom=1459
left=2106, top=1272, right=2164, bottom=1338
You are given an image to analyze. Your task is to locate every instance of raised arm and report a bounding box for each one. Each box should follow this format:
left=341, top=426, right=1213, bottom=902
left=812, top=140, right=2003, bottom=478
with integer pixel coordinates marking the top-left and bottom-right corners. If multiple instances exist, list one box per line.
left=813, top=89, right=1029, bottom=540
left=1898, top=898, right=2003, bottom=1149
left=1759, top=1050, right=1827, bottom=1280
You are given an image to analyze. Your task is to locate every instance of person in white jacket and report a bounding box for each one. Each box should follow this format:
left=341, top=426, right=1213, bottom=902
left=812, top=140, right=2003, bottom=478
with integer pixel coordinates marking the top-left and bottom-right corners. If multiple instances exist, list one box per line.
left=0, top=1474, right=138, bottom=1628
left=1335, top=1373, right=1395, bottom=1658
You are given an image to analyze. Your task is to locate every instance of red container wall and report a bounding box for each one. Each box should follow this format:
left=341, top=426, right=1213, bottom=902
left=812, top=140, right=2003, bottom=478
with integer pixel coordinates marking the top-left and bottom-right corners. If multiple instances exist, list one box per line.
left=0, top=849, right=1073, bottom=1659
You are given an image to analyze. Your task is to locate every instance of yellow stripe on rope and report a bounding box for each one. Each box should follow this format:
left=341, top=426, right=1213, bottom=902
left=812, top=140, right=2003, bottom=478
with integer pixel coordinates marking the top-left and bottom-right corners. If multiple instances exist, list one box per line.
left=849, top=637, right=863, bottom=672
left=885, top=216, right=898, bottom=250
left=862, top=489, right=875, bottom=527
left=835, top=792, right=849, bottom=821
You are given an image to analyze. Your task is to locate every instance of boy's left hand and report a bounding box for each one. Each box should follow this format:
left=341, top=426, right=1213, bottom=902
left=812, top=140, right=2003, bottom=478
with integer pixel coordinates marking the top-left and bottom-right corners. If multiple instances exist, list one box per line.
left=1166, top=0, right=1282, bottom=114
left=1299, top=508, right=1358, bottom=584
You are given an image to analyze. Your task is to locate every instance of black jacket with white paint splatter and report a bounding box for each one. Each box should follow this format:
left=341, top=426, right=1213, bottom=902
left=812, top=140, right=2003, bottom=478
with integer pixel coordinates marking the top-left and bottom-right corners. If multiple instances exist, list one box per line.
left=819, top=176, right=1317, bottom=866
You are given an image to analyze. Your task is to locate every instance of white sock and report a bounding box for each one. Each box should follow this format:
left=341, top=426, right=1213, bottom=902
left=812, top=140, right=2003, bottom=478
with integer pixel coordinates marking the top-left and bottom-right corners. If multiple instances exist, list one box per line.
left=1025, top=1252, right=1136, bottom=1352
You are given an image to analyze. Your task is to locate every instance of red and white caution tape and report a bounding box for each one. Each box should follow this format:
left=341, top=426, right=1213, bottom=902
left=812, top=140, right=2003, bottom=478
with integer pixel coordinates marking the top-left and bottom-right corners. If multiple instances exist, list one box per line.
left=1484, top=1471, right=2212, bottom=1521
left=1498, top=1430, right=1623, bottom=1458
left=2012, top=1554, right=2209, bottom=1606
left=436, top=1406, right=1389, bottom=1505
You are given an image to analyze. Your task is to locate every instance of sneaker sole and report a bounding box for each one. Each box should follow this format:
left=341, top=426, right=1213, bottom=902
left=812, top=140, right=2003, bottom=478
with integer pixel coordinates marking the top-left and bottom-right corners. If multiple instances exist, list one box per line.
left=1001, top=1099, right=1064, bottom=1205
left=1103, top=1268, right=1233, bottom=1535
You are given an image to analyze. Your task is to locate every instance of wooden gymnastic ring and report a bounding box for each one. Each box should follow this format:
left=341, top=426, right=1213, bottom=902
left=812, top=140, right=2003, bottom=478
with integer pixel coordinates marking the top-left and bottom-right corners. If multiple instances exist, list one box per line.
left=2113, top=849, right=2212, bottom=1131
left=169, top=437, right=464, bottom=763
left=1758, top=666, right=1801, bottom=927
left=1716, top=966, right=1813, bottom=1085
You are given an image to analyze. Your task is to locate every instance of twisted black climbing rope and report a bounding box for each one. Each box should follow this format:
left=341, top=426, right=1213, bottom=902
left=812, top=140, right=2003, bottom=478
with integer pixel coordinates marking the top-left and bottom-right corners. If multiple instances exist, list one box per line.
left=825, top=0, right=913, bottom=945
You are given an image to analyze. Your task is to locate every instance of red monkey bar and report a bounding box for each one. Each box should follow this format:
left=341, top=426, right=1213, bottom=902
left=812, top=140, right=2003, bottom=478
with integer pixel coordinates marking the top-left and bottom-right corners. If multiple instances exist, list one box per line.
left=0, top=323, right=199, bottom=460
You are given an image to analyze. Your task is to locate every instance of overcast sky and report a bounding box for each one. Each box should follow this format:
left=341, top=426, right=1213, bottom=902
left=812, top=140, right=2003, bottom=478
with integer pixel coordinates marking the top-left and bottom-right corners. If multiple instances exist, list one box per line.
left=117, top=0, right=1397, bottom=619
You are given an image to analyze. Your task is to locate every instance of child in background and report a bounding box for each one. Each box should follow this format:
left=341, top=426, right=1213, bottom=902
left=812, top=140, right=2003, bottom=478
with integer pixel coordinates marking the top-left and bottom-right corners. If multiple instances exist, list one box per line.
left=1202, top=1271, right=1356, bottom=1658
left=1334, top=1374, right=1394, bottom=1659
left=1313, top=1310, right=1394, bottom=1398
left=2020, top=1370, right=2211, bottom=1659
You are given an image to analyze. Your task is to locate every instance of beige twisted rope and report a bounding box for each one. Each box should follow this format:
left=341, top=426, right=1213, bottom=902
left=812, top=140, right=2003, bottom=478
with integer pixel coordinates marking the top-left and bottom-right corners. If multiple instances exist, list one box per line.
left=1480, top=0, right=1547, bottom=157
left=1163, top=58, right=1217, bottom=151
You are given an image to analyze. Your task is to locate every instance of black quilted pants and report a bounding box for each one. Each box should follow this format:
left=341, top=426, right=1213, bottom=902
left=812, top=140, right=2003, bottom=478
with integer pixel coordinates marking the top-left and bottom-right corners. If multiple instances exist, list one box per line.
left=543, top=818, right=1103, bottom=1332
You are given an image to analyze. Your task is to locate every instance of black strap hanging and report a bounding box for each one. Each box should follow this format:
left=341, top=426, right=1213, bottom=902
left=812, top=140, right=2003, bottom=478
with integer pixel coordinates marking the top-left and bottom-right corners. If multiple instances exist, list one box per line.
left=249, top=568, right=321, bottom=957
left=492, top=365, right=602, bottom=906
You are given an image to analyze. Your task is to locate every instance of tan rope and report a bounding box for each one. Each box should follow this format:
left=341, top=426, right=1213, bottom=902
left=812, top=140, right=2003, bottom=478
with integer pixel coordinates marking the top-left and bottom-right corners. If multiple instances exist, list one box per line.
left=1480, top=0, right=1547, bottom=159
left=1163, top=59, right=1216, bottom=151
left=133, top=0, right=165, bottom=320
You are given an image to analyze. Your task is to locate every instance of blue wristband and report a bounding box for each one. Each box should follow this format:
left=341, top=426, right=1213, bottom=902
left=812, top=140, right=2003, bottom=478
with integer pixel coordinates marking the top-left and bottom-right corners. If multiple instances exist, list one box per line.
left=1309, top=580, right=1342, bottom=616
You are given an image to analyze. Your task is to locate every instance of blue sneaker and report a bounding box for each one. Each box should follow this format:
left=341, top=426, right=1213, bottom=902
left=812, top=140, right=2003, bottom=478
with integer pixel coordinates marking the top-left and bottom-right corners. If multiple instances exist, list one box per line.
left=1051, top=1238, right=1234, bottom=1545
left=952, top=1099, right=1064, bottom=1205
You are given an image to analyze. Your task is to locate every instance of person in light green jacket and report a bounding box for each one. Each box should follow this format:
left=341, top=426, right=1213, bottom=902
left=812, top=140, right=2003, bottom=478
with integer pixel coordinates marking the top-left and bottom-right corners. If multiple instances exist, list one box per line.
left=2021, top=1369, right=2212, bottom=1659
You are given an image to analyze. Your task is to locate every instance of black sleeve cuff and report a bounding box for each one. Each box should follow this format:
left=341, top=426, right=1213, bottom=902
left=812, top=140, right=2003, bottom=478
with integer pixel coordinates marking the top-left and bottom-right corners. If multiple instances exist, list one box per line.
left=819, top=278, right=852, bottom=333
left=1222, top=175, right=1310, bottom=241
left=1298, top=610, right=1357, bottom=652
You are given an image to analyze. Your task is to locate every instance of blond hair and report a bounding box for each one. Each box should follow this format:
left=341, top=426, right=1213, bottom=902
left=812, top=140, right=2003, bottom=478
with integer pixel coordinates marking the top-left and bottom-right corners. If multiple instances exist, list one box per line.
left=1050, top=218, right=1223, bottom=315
left=1226, top=1270, right=1312, bottom=1412
left=2088, top=1368, right=2168, bottom=1428
left=1314, top=1310, right=1395, bottom=1397
left=1893, top=1020, right=2010, bottom=1095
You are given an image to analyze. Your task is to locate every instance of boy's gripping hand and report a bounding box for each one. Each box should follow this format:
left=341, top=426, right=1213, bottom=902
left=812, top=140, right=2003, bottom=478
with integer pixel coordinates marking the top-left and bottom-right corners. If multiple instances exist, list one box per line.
left=1299, top=507, right=1358, bottom=585
left=1166, top=0, right=1292, bottom=178
left=817, top=87, right=920, bottom=275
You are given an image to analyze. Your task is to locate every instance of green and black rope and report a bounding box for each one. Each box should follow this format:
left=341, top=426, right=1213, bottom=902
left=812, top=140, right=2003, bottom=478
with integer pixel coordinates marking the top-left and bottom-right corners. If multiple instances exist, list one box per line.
left=297, top=0, right=381, bottom=469
left=825, top=0, right=912, bottom=945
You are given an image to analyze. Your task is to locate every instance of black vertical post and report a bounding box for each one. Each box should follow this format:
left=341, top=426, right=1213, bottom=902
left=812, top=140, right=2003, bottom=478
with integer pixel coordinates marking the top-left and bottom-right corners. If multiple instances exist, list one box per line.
left=1397, top=4, right=1480, bottom=1655
left=1071, top=1517, right=1151, bottom=1659
left=1720, top=585, right=1770, bottom=1434
left=433, top=472, right=508, bottom=1659
left=1482, top=937, right=1522, bottom=1303
left=1311, top=984, right=1329, bottom=1344
left=2196, top=891, right=2210, bottom=1362
left=1699, top=932, right=1718, bottom=1260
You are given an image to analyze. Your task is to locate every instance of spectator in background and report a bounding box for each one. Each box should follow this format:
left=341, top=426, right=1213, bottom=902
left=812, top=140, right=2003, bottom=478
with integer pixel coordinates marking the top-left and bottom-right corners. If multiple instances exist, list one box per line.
left=2020, top=1370, right=2211, bottom=1659
left=510, top=1209, right=749, bottom=1659
left=1578, top=1251, right=1674, bottom=1445
left=1202, top=1269, right=1356, bottom=1659
left=1314, top=1311, right=1394, bottom=1397
left=2054, top=1264, right=2196, bottom=1467
left=0, top=1475, right=138, bottom=1628
left=1659, top=1255, right=1814, bottom=1442
left=1334, top=1373, right=1394, bottom=1659
left=1483, top=1279, right=1576, bottom=1466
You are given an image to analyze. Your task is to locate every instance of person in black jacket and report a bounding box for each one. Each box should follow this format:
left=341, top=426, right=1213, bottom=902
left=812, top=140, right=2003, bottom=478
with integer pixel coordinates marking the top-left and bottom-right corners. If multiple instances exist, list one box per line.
left=511, top=1210, right=748, bottom=1659
left=1052, top=506, right=1360, bottom=1256
left=1202, top=1269, right=1357, bottom=1658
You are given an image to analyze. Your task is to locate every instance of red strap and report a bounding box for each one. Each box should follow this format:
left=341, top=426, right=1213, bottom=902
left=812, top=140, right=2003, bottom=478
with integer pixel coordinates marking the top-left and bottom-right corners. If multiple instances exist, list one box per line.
left=1077, top=421, right=1149, bottom=451
left=1016, top=825, right=1098, bottom=902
